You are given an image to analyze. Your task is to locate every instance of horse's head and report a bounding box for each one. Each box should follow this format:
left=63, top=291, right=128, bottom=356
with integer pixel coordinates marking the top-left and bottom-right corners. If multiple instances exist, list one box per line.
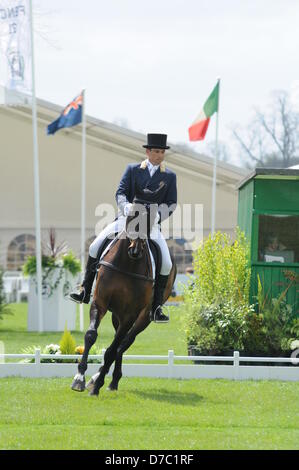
left=125, top=199, right=158, bottom=260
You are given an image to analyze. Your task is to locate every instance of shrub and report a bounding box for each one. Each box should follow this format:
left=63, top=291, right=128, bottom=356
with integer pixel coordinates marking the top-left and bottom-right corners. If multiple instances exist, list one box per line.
left=183, top=229, right=253, bottom=354
left=59, top=326, right=76, bottom=355
left=190, top=229, right=251, bottom=308
left=62, top=251, right=81, bottom=276
left=23, top=255, right=56, bottom=277
left=252, top=276, right=298, bottom=355
left=242, top=312, right=268, bottom=356
left=186, top=300, right=255, bottom=355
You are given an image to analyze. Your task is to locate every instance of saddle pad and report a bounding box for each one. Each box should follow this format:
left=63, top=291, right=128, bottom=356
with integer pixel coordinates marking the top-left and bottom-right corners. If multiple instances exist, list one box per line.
left=99, top=238, right=116, bottom=261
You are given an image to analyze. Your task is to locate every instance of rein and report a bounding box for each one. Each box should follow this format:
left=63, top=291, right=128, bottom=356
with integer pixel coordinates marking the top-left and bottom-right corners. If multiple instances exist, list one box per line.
left=97, top=219, right=155, bottom=283
left=98, top=260, right=154, bottom=283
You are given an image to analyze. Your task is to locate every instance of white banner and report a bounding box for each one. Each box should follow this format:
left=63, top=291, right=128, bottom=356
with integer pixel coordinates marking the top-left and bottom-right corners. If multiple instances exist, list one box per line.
left=0, top=0, right=32, bottom=104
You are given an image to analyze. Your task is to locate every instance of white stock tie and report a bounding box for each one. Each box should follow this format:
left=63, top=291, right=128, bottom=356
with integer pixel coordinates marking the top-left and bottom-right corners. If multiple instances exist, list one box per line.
left=148, top=161, right=159, bottom=178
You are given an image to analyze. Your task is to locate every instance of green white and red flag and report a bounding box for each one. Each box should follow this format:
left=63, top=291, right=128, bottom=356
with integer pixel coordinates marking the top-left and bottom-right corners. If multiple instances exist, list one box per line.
left=188, top=82, right=219, bottom=141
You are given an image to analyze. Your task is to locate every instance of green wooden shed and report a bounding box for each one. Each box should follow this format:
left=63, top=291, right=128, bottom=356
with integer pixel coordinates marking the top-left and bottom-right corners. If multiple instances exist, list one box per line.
left=237, top=168, right=299, bottom=316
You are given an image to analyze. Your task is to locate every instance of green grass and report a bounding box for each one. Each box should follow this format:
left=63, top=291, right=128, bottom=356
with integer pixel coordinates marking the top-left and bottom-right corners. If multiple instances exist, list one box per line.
left=0, top=377, right=299, bottom=449
left=0, top=303, right=187, bottom=356
left=1, top=305, right=299, bottom=450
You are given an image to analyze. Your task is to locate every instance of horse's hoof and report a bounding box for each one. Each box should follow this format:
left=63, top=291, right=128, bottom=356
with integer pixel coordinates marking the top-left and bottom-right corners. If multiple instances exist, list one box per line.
left=71, top=375, right=86, bottom=392
left=107, top=384, right=118, bottom=392
left=89, top=389, right=99, bottom=397
left=86, top=379, right=94, bottom=392
left=86, top=373, right=100, bottom=392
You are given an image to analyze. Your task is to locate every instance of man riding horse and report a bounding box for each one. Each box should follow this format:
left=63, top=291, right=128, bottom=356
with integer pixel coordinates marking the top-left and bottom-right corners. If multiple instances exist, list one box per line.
left=70, top=133, right=177, bottom=323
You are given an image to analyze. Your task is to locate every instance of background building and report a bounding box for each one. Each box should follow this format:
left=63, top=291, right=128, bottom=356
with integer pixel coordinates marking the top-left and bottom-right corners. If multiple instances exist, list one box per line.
left=0, top=98, right=247, bottom=273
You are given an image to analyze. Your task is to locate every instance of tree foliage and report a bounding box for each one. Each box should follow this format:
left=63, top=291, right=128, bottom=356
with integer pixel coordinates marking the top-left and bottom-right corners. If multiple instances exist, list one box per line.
left=233, top=91, right=299, bottom=168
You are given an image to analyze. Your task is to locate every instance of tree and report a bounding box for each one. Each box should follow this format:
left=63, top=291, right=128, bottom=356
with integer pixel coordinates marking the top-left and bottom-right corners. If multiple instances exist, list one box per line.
left=232, top=91, right=299, bottom=169
left=175, top=141, right=231, bottom=164
left=204, top=140, right=230, bottom=163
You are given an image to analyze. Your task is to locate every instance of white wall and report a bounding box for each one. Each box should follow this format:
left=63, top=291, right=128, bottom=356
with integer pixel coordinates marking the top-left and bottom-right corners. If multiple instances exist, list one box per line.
left=0, top=106, right=241, bottom=269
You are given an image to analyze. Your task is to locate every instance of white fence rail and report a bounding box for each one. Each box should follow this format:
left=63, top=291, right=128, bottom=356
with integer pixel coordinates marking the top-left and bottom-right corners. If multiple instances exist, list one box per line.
left=1, top=349, right=299, bottom=381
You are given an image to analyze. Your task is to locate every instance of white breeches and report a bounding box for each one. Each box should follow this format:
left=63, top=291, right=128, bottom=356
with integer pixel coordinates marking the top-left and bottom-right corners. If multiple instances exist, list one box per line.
left=89, top=216, right=172, bottom=276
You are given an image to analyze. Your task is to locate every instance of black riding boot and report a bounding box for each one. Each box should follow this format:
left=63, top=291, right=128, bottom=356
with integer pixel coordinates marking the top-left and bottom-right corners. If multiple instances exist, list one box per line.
left=69, top=255, right=97, bottom=304
left=151, top=274, right=169, bottom=323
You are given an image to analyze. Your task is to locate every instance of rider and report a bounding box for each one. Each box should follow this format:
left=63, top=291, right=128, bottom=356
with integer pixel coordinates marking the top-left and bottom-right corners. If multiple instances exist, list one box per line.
left=70, top=133, right=177, bottom=323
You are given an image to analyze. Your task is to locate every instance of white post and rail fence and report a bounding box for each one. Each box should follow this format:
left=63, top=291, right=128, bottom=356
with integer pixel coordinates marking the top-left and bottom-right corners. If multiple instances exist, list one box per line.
left=1, top=349, right=299, bottom=381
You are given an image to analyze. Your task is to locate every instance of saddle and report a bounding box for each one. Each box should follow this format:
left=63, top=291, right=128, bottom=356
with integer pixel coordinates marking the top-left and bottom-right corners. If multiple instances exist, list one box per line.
left=95, top=234, right=162, bottom=282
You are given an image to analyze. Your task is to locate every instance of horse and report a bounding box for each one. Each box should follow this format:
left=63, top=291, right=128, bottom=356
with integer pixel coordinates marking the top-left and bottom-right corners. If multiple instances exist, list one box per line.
left=71, top=200, right=177, bottom=396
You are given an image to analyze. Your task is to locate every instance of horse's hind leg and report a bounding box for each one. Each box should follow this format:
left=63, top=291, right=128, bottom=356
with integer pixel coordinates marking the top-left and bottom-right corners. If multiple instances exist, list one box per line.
left=108, top=313, right=151, bottom=391
left=71, top=300, right=104, bottom=392
left=107, top=331, right=134, bottom=391
left=89, top=317, right=135, bottom=396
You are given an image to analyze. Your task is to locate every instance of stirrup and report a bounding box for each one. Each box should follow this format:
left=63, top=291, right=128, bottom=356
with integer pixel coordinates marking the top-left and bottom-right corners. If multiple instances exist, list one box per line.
left=69, top=286, right=90, bottom=304
left=151, top=306, right=169, bottom=323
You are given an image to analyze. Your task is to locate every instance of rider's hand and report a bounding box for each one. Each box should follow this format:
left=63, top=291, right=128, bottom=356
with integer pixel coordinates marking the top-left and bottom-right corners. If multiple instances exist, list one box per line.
left=124, top=203, right=133, bottom=216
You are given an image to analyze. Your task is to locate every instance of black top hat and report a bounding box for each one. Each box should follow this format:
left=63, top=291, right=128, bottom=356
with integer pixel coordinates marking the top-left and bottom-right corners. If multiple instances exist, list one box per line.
left=143, top=133, right=170, bottom=149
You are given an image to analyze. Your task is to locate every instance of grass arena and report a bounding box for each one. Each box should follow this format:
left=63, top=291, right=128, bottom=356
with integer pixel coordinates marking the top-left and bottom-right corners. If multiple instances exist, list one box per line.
left=1, top=304, right=299, bottom=450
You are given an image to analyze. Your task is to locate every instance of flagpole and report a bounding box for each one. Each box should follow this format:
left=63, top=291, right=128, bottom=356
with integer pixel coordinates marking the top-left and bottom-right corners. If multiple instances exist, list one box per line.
left=211, top=77, right=220, bottom=236
left=29, top=0, right=43, bottom=331
left=80, top=89, right=86, bottom=332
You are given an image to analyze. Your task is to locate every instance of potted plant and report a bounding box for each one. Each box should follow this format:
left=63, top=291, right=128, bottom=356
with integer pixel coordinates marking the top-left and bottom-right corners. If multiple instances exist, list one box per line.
left=23, top=229, right=81, bottom=332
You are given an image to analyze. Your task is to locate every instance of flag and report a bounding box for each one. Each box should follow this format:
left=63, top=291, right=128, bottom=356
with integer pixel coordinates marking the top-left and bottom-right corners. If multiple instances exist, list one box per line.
left=47, top=92, right=83, bottom=135
left=0, top=0, right=32, bottom=105
left=188, top=82, right=219, bottom=141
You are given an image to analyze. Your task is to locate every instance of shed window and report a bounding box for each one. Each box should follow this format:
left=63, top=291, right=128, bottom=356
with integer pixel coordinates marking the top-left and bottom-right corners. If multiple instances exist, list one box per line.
left=258, top=215, right=299, bottom=263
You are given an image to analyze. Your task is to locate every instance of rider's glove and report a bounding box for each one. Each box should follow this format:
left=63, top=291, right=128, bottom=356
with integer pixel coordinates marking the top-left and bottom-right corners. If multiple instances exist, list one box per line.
left=124, top=203, right=133, bottom=216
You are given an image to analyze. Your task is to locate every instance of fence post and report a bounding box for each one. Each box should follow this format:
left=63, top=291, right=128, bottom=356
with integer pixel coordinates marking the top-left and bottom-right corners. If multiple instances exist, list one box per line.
left=35, top=348, right=41, bottom=378
left=168, top=350, right=174, bottom=378
left=233, top=351, right=240, bottom=380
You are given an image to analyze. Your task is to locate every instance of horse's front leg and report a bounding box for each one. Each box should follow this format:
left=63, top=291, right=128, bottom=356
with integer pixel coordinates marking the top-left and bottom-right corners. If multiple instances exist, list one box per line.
left=71, top=300, right=103, bottom=392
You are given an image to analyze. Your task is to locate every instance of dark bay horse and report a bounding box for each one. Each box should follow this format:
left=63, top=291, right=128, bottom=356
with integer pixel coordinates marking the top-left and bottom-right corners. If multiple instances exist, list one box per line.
left=71, top=201, right=176, bottom=396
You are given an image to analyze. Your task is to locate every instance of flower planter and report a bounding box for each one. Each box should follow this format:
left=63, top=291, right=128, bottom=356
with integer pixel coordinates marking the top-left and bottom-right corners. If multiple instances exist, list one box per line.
left=27, top=268, right=77, bottom=332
